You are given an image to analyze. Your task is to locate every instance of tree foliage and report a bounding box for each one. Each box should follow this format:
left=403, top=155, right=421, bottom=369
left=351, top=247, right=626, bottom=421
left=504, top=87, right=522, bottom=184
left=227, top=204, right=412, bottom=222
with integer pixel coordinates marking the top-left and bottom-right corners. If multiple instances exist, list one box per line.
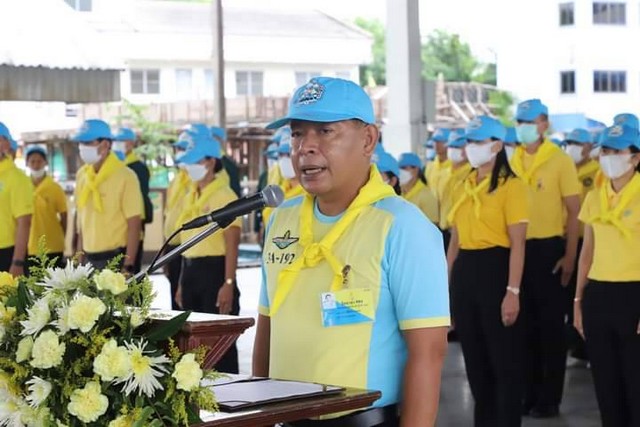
left=354, top=17, right=387, bottom=86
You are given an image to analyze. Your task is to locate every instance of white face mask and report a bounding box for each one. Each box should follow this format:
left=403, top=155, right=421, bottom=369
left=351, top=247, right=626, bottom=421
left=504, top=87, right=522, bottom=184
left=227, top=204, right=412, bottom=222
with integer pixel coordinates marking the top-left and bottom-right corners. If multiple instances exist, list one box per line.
left=447, top=148, right=465, bottom=164
left=425, top=148, right=436, bottom=161
left=267, top=158, right=277, bottom=169
left=565, top=145, right=584, bottom=164
left=112, top=141, right=127, bottom=154
left=185, top=163, right=208, bottom=182
left=278, top=157, right=296, bottom=179
left=465, top=141, right=498, bottom=168
left=590, top=146, right=601, bottom=160
left=30, top=168, right=46, bottom=179
left=79, top=144, right=101, bottom=164
left=399, top=169, right=413, bottom=185
left=599, top=154, right=634, bottom=180
left=505, top=145, right=516, bottom=161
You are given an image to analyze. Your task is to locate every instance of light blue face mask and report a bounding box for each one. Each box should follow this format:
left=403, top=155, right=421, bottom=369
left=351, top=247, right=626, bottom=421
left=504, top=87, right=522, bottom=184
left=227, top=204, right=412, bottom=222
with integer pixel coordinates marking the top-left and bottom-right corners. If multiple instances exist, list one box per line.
left=516, top=124, right=540, bottom=145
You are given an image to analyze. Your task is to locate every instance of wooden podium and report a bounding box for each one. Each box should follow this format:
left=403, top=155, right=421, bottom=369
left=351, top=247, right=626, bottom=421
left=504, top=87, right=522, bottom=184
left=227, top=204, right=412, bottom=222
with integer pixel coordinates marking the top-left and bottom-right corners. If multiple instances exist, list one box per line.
left=149, top=310, right=255, bottom=369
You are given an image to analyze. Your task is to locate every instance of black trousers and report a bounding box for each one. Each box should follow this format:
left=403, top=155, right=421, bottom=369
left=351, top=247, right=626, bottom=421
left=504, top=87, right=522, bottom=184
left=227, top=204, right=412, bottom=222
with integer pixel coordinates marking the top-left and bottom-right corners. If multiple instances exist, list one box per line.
left=583, top=281, right=640, bottom=427
left=85, top=247, right=125, bottom=271
left=522, top=237, right=567, bottom=410
left=181, top=256, right=240, bottom=374
left=25, top=252, right=65, bottom=274
left=451, top=247, right=524, bottom=427
left=441, top=228, right=452, bottom=254
left=0, top=247, right=13, bottom=272
left=565, top=238, right=588, bottom=360
left=164, top=244, right=182, bottom=310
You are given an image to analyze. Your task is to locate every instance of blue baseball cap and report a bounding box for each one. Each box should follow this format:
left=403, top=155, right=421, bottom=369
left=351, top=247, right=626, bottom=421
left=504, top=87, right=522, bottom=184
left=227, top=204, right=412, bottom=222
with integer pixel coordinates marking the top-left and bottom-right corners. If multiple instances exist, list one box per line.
left=114, top=151, right=125, bottom=161
left=551, top=137, right=565, bottom=147
left=114, top=127, right=136, bottom=142
left=464, top=115, right=507, bottom=141
left=447, top=128, right=466, bottom=148
left=431, top=128, right=450, bottom=143
left=613, top=113, right=639, bottom=130
left=25, top=145, right=47, bottom=159
left=515, top=99, right=548, bottom=122
left=72, top=119, right=114, bottom=143
left=423, top=138, right=434, bottom=148
left=564, top=128, right=591, bottom=144
left=591, top=130, right=603, bottom=146
left=267, top=77, right=375, bottom=129
left=0, top=122, right=17, bottom=151
left=398, top=152, right=422, bottom=169
left=9, top=137, right=17, bottom=151
left=277, top=143, right=291, bottom=155
left=376, top=152, right=400, bottom=178
left=178, top=134, right=222, bottom=164
left=264, top=142, right=279, bottom=159
left=600, top=125, right=640, bottom=150
left=173, top=130, right=197, bottom=150
left=211, top=126, right=227, bottom=141
left=184, top=123, right=211, bottom=138
left=504, top=127, right=517, bottom=144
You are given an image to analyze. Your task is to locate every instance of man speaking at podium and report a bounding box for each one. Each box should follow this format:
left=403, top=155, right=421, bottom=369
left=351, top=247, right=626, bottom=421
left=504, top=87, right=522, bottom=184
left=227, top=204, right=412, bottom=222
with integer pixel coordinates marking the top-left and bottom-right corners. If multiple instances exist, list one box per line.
left=253, top=77, right=450, bottom=427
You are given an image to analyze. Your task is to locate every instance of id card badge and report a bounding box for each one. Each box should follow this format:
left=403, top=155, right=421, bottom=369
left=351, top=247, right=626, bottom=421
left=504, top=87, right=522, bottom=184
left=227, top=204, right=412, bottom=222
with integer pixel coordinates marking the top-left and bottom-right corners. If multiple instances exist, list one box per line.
left=321, top=288, right=374, bottom=328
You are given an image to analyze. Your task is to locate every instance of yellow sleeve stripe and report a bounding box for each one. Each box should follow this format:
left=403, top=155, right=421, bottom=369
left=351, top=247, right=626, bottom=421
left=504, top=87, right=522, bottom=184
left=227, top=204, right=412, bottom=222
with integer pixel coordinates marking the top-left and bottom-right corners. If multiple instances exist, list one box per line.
left=400, top=317, right=451, bottom=330
left=258, top=305, right=271, bottom=317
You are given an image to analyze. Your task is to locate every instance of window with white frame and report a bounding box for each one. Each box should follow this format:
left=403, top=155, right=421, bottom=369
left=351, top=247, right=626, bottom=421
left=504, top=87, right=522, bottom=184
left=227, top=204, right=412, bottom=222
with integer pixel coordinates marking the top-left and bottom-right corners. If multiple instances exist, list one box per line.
left=560, top=71, right=576, bottom=94
left=130, top=69, right=160, bottom=94
left=64, top=0, right=92, bottom=11
left=593, top=70, right=626, bottom=92
left=559, top=2, right=575, bottom=25
left=295, top=71, right=322, bottom=88
left=175, top=69, right=193, bottom=99
left=235, top=71, right=264, bottom=96
left=593, top=2, right=626, bottom=24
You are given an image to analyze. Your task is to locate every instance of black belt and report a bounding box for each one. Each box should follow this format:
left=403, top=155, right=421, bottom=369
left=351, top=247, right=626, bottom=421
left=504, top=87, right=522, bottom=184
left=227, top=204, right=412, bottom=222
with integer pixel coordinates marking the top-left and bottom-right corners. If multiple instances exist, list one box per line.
left=286, top=405, right=398, bottom=427
left=85, top=247, right=125, bottom=261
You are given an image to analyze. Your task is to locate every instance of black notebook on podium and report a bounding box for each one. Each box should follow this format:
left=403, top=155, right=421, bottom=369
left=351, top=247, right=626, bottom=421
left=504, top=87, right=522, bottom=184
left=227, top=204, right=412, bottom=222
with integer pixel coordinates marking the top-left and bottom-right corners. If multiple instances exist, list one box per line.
left=205, top=375, right=345, bottom=412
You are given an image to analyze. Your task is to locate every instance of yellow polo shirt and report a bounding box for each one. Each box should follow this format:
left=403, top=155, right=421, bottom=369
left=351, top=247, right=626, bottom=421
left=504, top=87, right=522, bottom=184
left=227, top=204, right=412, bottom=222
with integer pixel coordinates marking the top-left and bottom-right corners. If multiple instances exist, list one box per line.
left=164, top=169, right=190, bottom=242
left=438, top=162, right=472, bottom=230
left=0, top=158, right=34, bottom=249
left=28, top=175, right=67, bottom=255
left=513, top=142, right=580, bottom=239
left=450, top=173, right=529, bottom=250
left=75, top=162, right=143, bottom=253
left=579, top=174, right=640, bottom=282
left=425, top=158, right=452, bottom=198
left=180, top=181, right=241, bottom=258
left=402, top=180, right=439, bottom=224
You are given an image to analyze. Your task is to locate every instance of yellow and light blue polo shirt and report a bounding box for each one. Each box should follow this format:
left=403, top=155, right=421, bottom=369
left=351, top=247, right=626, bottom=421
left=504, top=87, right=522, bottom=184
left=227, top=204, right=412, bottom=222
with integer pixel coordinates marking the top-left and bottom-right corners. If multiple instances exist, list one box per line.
left=259, top=195, right=450, bottom=408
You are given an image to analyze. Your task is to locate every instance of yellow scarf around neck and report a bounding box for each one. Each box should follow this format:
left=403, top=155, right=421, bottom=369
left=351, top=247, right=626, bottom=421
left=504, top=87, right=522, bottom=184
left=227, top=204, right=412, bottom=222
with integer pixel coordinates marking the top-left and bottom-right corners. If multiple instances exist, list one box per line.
left=125, top=151, right=140, bottom=165
left=270, top=166, right=395, bottom=316
left=578, top=160, right=600, bottom=181
left=403, top=179, right=426, bottom=201
left=511, top=141, right=560, bottom=186
left=447, top=171, right=491, bottom=224
left=590, top=173, right=640, bottom=239
left=77, top=152, right=124, bottom=213
left=176, top=175, right=228, bottom=229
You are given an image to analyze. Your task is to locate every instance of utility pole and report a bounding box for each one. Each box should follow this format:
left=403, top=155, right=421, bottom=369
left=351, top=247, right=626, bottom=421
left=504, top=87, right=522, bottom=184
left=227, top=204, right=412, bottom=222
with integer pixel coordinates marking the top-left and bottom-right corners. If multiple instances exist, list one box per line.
left=211, top=0, right=225, bottom=127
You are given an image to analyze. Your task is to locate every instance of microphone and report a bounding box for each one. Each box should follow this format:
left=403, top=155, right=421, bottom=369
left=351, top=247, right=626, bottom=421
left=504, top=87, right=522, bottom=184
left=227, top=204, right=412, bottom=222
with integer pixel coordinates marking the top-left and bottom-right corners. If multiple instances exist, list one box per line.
left=181, top=185, right=285, bottom=230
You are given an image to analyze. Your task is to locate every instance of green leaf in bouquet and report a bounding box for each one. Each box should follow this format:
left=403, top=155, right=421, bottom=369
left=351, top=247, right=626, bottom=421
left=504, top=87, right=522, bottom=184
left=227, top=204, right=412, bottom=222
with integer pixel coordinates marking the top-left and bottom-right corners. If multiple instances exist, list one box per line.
left=131, top=406, right=154, bottom=427
left=16, top=281, right=33, bottom=316
left=145, top=311, right=191, bottom=343
left=186, top=404, right=203, bottom=425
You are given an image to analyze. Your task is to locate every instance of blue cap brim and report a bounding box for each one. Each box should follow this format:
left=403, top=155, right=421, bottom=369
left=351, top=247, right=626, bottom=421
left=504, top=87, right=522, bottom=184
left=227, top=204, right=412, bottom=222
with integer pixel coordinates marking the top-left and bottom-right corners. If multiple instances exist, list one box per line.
left=173, top=140, right=189, bottom=150
left=515, top=112, right=540, bottom=122
left=266, top=111, right=374, bottom=130
left=178, top=150, right=207, bottom=165
left=447, top=138, right=466, bottom=148
left=465, top=129, right=492, bottom=141
left=601, top=139, right=638, bottom=150
left=71, top=132, right=112, bottom=143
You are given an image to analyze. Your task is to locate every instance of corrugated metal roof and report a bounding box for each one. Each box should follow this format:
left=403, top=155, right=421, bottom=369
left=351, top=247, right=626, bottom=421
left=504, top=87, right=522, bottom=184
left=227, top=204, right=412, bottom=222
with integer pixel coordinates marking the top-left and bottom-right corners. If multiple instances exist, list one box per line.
left=0, top=0, right=124, bottom=70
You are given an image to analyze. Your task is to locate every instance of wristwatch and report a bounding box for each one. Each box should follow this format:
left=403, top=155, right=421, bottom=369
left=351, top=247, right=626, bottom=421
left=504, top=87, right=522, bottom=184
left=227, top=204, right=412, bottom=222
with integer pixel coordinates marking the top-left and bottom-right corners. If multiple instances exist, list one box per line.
left=224, top=278, right=235, bottom=286
left=506, top=286, right=520, bottom=296
left=11, top=259, right=24, bottom=267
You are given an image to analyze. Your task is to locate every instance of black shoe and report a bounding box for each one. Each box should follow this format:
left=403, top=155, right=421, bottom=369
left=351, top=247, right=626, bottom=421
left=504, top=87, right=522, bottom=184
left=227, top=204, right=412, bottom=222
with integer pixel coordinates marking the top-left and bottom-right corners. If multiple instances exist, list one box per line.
left=530, top=405, right=560, bottom=419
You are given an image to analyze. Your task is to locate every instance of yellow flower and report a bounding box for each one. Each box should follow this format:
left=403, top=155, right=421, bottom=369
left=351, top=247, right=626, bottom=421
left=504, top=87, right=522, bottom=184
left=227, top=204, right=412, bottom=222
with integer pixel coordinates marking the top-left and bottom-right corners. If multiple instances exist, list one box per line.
left=129, top=310, right=144, bottom=329
left=0, top=303, right=15, bottom=324
left=16, top=336, right=34, bottom=363
left=30, top=330, right=66, bottom=369
left=67, top=295, right=106, bottom=333
left=94, top=270, right=127, bottom=295
left=172, top=353, right=203, bottom=391
left=67, top=382, right=108, bottom=423
left=0, top=272, right=16, bottom=289
left=93, top=340, right=132, bottom=382
left=108, top=414, right=133, bottom=427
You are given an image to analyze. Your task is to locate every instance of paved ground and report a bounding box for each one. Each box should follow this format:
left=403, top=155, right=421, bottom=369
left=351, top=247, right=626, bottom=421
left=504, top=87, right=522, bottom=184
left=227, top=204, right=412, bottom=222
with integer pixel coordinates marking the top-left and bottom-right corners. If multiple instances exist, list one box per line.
left=150, top=272, right=602, bottom=426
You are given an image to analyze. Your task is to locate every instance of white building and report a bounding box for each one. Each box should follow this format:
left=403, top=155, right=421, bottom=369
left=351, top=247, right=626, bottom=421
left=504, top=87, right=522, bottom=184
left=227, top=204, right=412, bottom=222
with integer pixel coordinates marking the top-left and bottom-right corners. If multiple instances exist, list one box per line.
left=81, top=0, right=372, bottom=104
left=497, top=0, right=639, bottom=129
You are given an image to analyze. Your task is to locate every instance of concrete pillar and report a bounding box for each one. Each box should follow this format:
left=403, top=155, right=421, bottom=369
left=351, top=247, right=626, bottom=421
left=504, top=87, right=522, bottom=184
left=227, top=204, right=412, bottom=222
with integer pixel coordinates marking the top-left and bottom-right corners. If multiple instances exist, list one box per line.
left=383, top=0, right=425, bottom=157
left=211, top=0, right=225, bottom=127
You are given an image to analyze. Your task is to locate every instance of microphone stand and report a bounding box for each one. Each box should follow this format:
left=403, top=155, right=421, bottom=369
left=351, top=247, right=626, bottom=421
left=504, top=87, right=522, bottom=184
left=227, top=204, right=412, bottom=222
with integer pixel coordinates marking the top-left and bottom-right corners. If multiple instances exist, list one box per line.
left=128, top=218, right=232, bottom=284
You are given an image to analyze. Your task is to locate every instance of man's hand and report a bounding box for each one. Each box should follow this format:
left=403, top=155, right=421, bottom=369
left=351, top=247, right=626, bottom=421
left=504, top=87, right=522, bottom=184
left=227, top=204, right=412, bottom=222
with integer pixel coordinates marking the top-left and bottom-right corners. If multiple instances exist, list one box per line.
left=553, top=256, right=575, bottom=287
left=9, top=264, right=23, bottom=277
left=501, top=292, right=520, bottom=327
left=216, top=282, right=234, bottom=315
left=174, top=285, right=183, bottom=309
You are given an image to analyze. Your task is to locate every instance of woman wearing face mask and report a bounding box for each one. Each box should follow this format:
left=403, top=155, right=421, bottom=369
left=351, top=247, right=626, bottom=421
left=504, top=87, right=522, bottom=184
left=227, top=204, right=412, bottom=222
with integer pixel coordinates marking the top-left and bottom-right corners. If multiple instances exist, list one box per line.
left=399, top=152, right=439, bottom=224
left=262, top=143, right=305, bottom=225
left=447, top=116, right=529, bottom=427
left=174, top=134, right=242, bottom=374
left=376, top=151, right=402, bottom=195
left=25, top=146, right=67, bottom=271
left=573, top=124, right=640, bottom=427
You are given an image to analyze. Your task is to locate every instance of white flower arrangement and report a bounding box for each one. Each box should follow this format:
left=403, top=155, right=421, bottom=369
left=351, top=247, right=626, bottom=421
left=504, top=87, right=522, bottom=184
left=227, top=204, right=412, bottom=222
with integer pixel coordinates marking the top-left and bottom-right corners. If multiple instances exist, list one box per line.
left=0, top=255, right=218, bottom=426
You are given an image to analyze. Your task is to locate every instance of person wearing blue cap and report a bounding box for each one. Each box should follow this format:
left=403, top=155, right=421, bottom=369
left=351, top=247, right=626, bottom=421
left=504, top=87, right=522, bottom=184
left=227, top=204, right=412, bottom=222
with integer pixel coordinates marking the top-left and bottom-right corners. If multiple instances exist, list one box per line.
left=613, top=112, right=639, bottom=131
left=0, top=122, right=33, bottom=276
left=504, top=127, right=518, bottom=161
left=24, top=146, right=67, bottom=270
left=398, top=152, right=439, bottom=224
left=376, top=151, right=402, bottom=195
left=447, top=115, right=529, bottom=427
left=174, top=133, right=242, bottom=374
left=113, top=127, right=153, bottom=274
left=254, top=77, right=449, bottom=426
left=211, top=126, right=242, bottom=198
left=72, top=119, right=143, bottom=273
left=573, top=124, right=640, bottom=427
left=512, top=99, right=581, bottom=418
left=425, top=127, right=452, bottom=194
